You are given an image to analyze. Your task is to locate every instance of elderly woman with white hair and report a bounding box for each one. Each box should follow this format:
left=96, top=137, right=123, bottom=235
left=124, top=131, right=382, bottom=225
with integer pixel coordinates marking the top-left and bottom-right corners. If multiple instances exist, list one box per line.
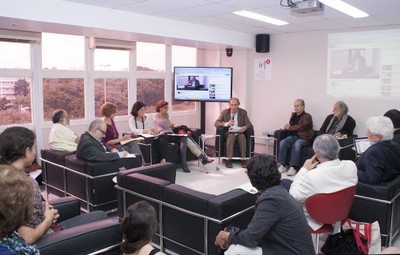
left=356, top=116, right=400, bottom=184
left=319, top=101, right=356, bottom=136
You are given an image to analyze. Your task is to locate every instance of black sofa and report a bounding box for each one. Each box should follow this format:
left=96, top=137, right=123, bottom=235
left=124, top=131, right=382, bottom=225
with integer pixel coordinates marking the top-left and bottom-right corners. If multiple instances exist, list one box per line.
left=116, top=163, right=257, bottom=255
left=36, top=197, right=122, bottom=255
left=349, top=176, right=400, bottom=247
left=41, top=149, right=142, bottom=212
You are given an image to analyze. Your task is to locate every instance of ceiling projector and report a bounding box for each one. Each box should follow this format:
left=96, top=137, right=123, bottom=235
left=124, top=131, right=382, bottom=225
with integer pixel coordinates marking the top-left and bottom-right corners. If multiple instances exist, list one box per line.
left=290, top=0, right=324, bottom=13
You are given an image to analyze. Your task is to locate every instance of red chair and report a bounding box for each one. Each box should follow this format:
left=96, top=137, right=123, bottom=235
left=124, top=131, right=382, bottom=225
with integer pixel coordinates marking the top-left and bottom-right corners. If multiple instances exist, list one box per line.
left=305, top=185, right=357, bottom=254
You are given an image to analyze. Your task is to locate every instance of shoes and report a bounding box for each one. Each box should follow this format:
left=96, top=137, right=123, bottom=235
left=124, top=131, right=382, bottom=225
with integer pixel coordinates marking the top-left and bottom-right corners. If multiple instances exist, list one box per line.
left=225, top=159, right=233, bottom=168
left=287, top=167, right=297, bottom=176
left=241, top=160, right=248, bottom=168
left=181, top=164, right=191, bottom=173
left=278, top=165, right=288, bottom=173
left=199, top=154, right=214, bottom=165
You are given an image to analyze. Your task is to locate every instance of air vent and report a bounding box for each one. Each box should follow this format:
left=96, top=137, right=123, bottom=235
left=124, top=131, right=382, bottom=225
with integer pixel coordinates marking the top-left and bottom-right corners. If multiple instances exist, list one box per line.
left=89, top=37, right=135, bottom=51
left=0, top=29, right=41, bottom=44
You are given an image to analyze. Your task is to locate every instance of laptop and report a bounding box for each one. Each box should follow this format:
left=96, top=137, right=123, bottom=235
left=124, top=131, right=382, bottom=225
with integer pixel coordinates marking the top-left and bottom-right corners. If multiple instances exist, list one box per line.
left=354, top=137, right=372, bottom=156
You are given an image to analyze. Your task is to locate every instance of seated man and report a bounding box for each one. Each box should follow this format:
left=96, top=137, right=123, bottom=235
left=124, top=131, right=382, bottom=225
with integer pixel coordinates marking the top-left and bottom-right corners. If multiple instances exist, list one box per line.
left=214, top=155, right=314, bottom=255
left=384, top=109, right=400, bottom=143
left=356, top=116, right=400, bottom=184
left=214, top=97, right=253, bottom=168
left=76, top=119, right=128, bottom=161
left=49, top=109, right=80, bottom=152
left=277, top=99, right=314, bottom=176
left=286, top=134, right=358, bottom=230
left=319, top=101, right=356, bottom=137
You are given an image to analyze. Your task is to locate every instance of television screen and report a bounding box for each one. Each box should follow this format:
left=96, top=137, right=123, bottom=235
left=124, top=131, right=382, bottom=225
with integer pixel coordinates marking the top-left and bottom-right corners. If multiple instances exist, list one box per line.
left=173, top=66, right=233, bottom=102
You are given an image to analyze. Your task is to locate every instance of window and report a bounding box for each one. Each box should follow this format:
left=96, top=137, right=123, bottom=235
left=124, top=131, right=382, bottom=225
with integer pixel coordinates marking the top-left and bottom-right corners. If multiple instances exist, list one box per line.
left=94, top=49, right=129, bottom=71
left=0, top=42, right=31, bottom=69
left=43, top=78, right=85, bottom=121
left=42, top=33, right=84, bottom=70
left=94, top=78, right=129, bottom=117
left=0, top=77, right=32, bottom=125
left=171, top=45, right=196, bottom=111
left=136, top=42, right=165, bottom=72
left=137, top=79, right=165, bottom=113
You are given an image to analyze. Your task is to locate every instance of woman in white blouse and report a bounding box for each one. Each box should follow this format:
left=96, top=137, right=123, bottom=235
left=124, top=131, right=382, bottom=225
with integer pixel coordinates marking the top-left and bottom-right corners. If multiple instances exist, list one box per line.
left=129, top=102, right=155, bottom=135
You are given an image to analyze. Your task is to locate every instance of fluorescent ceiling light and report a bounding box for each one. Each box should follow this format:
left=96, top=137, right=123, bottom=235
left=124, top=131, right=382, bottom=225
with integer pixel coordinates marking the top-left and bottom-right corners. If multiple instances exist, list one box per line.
left=320, top=0, right=369, bottom=18
left=233, top=10, right=289, bottom=26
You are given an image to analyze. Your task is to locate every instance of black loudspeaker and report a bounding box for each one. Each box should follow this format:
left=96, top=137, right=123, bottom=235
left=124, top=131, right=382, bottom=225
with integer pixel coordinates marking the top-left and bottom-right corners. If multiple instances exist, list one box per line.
left=226, top=48, right=233, bottom=57
left=256, top=34, right=270, bottom=53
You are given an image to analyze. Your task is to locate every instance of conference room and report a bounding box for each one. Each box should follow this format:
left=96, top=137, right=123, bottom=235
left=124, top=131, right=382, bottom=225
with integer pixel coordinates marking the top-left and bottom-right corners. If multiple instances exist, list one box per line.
left=1, top=0, right=400, bottom=254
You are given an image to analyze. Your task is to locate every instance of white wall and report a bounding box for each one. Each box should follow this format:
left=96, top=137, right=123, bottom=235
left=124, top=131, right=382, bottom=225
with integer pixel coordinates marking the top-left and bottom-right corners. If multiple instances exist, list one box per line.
left=250, top=29, right=399, bottom=138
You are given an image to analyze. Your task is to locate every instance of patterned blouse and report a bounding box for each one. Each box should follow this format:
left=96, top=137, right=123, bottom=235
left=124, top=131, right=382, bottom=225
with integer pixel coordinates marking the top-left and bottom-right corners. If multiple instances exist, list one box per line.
left=0, top=231, right=40, bottom=255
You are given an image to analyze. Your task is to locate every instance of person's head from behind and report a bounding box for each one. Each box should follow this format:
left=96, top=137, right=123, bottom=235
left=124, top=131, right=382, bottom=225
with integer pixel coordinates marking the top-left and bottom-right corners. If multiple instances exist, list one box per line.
left=88, top=119, right=107, bottom=140
left=384, top=109, right=400, bottom=130
left=100, top=102, right=117, bottom=118
left=294, top=99, right=305, bottom=115
left=366, top=116, right=393, bottom=142
left=0, top=165, right=33, bottom=238
left=121, top=201, right=157, bottom=254
left=229, top=97, right=240, bottom=114
left=333, top=101, right=348, bottom=119
left=0, top=127, right=36, bottom=169
left=131, top=102, right=146, bottom=118
left=246, top=155, right=281, bottom=191
left=155, top=100, right=168, bottom=113
left=313, top=134, right=340, bottom=162
left=52, top=109, right=70, bottom=125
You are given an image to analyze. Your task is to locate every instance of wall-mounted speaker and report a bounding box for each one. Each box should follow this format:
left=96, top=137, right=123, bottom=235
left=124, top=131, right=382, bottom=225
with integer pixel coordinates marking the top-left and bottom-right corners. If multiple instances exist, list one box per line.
left=256, top=34, right=270, bottom=53
left=226, top=48, right=233, bottom=57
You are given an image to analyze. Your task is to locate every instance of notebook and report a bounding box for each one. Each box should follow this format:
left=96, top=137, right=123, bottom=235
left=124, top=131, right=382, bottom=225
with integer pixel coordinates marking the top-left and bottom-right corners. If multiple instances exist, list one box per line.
left=354, top=137, right=372, bottom=155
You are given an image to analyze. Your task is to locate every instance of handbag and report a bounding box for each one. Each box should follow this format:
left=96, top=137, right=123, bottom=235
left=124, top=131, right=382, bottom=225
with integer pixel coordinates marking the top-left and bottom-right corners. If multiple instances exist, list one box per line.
left=343, top=219, right=381, bottom=254
left=321, top=228, right=367, bottom=255
left=173, top=125, right=192, bottom=135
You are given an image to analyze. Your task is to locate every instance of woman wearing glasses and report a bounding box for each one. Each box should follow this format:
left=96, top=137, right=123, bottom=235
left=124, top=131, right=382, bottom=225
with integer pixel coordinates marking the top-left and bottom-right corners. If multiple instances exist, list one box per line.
left=153, top=100, right=213, bottom=173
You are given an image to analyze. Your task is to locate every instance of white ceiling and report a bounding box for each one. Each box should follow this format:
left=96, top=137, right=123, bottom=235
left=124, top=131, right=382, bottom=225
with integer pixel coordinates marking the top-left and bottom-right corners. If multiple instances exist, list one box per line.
left=61, top=0, right=400, bottom=35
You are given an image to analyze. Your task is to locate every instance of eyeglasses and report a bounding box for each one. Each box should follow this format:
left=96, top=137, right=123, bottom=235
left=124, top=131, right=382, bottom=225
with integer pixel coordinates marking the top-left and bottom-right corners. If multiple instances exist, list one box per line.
left=97, top=128, right=106, bottom=135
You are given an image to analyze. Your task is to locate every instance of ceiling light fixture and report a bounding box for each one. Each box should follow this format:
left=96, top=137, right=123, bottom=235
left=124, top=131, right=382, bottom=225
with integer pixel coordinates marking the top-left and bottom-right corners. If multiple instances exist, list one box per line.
left=319, top=0, right=369, bottom=18
left=233, top=10, right=289, bottom=26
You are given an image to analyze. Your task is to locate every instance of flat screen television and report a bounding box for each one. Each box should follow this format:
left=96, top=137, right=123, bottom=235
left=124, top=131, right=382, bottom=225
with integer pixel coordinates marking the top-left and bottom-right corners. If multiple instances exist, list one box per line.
left=173, top=66, right=233, bottom=102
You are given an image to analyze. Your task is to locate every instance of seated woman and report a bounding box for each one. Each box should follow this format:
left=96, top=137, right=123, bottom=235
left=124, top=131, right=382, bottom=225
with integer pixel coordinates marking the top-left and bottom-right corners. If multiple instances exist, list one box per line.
left=319, top=101, right=356, bottom=137
left=0, top=165, right=39, bottom=254
left=121, top=201, right=166, bottom=255
left=214, top=155, right=314, bottom=255
left=129, top=101, right=154, bottom=136
left=0, top=126, right=107, bottom=245
left=153, top=100, right=213, bottom=173
left=100, top=102, right=143, bottom=162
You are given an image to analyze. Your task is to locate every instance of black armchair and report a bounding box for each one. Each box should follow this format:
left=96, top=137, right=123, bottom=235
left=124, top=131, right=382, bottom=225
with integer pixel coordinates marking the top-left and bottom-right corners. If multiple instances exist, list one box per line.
left=36, top=197, right=122, bottom=255
left=215, top=126, right=255, bottom=159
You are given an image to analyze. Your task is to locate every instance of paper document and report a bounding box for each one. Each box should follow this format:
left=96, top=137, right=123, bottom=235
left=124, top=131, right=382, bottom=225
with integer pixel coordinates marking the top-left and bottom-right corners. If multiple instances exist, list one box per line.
left=125, top=153, right=137, bottom=158
left=140, top=133, right=159, bottom=138
left=228, top=127, right=240, bottom=133
left=28, top=169, right=42, bottom=179
left=236, top=182, right=258, bottom=194
left=120, top=137, right=144, bottom=145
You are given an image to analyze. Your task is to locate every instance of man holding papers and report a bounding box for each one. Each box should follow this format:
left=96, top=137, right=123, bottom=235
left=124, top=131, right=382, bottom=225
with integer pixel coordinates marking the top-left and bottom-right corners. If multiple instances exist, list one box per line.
left=214, top=97, right=253, bottom=169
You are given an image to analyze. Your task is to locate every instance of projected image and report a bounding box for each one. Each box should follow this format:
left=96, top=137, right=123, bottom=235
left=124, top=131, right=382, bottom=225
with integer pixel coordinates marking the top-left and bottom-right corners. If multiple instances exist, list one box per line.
left=330, top=48, right=380, bottom=79
left=176, top=75, right=208, bottom=90
left=327, top=29, right=400, bottom=99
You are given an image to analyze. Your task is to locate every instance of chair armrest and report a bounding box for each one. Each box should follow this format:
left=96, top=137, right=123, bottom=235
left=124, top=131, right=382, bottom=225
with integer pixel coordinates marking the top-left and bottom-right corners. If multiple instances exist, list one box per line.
left=49, top=197, right=81, bottom=222
left=36, top=219, right=122, bottom=255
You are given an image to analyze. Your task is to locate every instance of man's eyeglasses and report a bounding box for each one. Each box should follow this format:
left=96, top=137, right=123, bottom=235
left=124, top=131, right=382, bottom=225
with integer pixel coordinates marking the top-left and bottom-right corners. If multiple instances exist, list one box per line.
left=97, top=128, right=106, bottom=135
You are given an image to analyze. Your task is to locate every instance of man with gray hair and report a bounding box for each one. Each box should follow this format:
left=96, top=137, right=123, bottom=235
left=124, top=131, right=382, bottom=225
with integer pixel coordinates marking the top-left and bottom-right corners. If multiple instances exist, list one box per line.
left=356, top=116, right=400, bottom=184
left=287, top=134, right=358, bottom=230
left=318, top=101, right=356, bottom=137
left=49, top=109, right=80, bottom=152
left=76, top=119, right=128, bottom=161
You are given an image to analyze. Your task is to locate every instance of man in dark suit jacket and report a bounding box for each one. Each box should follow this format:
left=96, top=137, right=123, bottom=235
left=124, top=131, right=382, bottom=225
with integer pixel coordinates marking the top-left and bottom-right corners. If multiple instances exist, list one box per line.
left=214, top=97, right=253, bottom=168
left=76, top=119, right=128, bottom=161
left=318, top=101, right=356, bottom=136
left=356, top=116, right=400, bottom=184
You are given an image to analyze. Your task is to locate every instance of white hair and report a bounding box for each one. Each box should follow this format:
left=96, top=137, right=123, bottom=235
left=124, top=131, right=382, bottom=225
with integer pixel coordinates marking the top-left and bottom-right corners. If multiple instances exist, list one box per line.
left=366, top=116, right=394, bottom=141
